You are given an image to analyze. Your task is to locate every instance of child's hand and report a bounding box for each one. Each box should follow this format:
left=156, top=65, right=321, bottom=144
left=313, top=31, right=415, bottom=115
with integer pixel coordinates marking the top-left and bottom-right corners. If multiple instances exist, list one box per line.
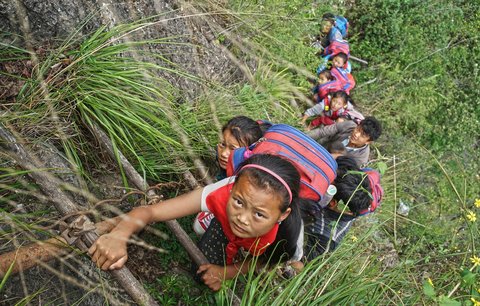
left=197, top=264, right=225, bottom=291
left=88, top=233, right=128, bottom=271
left=300, top=115, right=308, bottom=126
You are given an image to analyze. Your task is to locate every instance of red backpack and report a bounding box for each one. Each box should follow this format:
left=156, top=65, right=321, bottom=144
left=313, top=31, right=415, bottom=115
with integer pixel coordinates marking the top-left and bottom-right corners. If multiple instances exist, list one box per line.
left=313, top=78, right=343, bottom=101
left=323, top=39, right=350, bottom=63
left=331, top=67, right=356, bottom=94
left=226, top=124, right=338, bottom=201
left=357, top=168, right=384, bottom=216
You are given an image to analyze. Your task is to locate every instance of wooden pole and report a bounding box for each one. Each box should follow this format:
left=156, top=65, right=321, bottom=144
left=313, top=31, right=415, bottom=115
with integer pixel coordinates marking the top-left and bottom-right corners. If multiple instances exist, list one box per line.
left=90, top=123, right=209, bottom=266
left=91, top=123, right=241, bottom=305
left=0, top=217, right=121, bottom=277
left=350, top=55, right=368, bottom=65
left=0, top=124, right=159, bottom=306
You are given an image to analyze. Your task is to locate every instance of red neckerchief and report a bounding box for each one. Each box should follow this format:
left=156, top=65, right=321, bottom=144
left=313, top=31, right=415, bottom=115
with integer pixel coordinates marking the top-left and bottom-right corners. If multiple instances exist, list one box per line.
left=206, top=182, right=279, bottom=264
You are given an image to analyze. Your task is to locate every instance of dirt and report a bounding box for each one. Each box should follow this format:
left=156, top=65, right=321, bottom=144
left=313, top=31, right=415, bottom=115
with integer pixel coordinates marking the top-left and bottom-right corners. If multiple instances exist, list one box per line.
left=0, top=59, right=30, bottom=102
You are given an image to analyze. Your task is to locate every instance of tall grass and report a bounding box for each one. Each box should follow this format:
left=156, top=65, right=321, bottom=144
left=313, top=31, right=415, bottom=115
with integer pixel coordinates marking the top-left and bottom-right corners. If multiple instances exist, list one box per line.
left=209, top=0, right=480, bottom=304
left=1, top=0, right=479, bottom=304
left=3, top=20, right=213, bottom=184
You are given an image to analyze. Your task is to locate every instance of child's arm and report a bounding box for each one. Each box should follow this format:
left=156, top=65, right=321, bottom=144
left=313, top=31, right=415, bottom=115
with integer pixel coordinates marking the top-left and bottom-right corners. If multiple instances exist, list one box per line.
left=300, top=114, right=309, bottom=125
left=304, top=103, right=325, bottom=118
left=316, top=56, right=330, bottom=74
left=301, top=102, right=325, bottom=127
left=307, top=120, right=356, bottom=140
left=88, top=188, right=204, bottom=270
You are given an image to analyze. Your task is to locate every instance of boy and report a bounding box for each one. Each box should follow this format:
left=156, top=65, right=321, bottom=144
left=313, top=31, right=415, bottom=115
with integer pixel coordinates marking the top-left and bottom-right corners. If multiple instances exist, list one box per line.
left=320, top=13, right=344, bottom=48
left=307, top=116, right=382, bottom=167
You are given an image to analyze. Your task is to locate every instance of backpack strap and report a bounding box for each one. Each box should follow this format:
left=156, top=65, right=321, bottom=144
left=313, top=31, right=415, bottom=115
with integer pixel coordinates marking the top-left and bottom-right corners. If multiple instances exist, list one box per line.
left=323, top=95, right=331, bottom=111
left=226, top=147, right=251, bottom=177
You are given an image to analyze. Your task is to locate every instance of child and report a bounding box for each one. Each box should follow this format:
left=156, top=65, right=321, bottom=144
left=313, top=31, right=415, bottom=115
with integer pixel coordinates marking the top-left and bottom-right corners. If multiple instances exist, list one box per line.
left=326, top=140, right=346, bottom=159
left=319, top=13, right=347, bottom=48
left=195, top=116, right=265, bottom=235
left=302, top=156, right=383, bottom=259
left=310, top=70, right=343, bottom=103
left=316, top=39, right=351, bottom=75
left=307, top=116, right=382, bottom=167
left=301, top=91, right=363, bottom=129
left=215, top=116, right=263, bottom=180
left=88, top=154, right=302, bottom=291
left=331, top=53, right=351, bottom=73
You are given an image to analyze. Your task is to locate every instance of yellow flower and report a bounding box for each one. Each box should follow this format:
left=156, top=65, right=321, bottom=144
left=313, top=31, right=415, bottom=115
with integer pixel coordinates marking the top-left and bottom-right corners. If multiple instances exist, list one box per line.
left=471, top=255, right=480, bottom=267
left=466, top=210, right=477, bottom=222
left=427, top=278, right=434, bottom=287
left=471, top=298, right=480, bottom=306
left=351, top=235, right=358, bottom=242
left=475, top=198, right=480, bottom=208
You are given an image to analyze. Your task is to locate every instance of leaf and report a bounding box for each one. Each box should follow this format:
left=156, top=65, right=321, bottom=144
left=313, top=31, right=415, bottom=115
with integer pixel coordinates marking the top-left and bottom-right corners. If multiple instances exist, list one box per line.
left=437, top=295, right=461, bottom=306
left=460, top=269, right=476, bottom=286
left=0, top=258, right=15, bottom=291
left=423, top=280, right=435, bottom=298
left=376, top=161, right=388, bottom=175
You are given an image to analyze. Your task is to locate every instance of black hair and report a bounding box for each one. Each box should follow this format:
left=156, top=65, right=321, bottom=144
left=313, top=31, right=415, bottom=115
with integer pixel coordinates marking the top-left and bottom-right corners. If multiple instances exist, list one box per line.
left=236, top=154, right=302, bottom=263
left=334, top=52, right=348, bottom=64
left=336, top=156, right=360, bottom=176
left=359, top=116, right=382, bottom=141
left=331, top=90, right=356, bottom=107
left=318, top=70, right=334, bottom=81
left=258, top=120, right=273, bottom=135
left=333, top=156, right=372, bottom=215
left=322, top=13, right=336, bottom=24
left=222, top=116, right=263, bottom=147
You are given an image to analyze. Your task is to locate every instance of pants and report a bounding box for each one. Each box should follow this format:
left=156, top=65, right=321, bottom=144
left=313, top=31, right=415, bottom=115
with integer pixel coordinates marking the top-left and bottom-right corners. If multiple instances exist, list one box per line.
left=191, top=218, right=228, bottom=282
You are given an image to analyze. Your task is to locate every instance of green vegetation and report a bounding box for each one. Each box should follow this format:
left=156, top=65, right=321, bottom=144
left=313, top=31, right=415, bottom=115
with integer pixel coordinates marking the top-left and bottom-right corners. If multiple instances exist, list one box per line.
left=1, top=0, right=479, bottom=304
left=214, top=0, right=480, bottom=304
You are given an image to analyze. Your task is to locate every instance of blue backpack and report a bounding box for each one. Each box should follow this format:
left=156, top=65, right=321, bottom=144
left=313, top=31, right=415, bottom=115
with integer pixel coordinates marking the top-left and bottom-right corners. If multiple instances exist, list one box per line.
left=334, top=15, right=349, bottom=38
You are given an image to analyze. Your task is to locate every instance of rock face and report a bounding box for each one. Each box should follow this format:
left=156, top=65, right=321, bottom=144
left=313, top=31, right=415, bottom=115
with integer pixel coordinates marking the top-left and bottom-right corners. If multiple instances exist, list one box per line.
left=0, top=0, right=241, bottom=99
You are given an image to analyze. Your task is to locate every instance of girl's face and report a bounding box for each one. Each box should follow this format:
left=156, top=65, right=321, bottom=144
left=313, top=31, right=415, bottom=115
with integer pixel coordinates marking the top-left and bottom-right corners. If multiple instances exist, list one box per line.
left=217, top=130, right=241, bottom=170
left=332, top=56, right=345, bottom=68
left=331, top=97, right=347, bottom=112
left=318, top=74, right=330, bottom=85
left=226, top=175, right=291, bottom=238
